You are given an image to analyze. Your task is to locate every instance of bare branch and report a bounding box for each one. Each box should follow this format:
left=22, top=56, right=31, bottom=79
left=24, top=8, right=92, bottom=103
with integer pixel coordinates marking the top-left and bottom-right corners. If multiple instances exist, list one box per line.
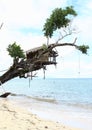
left=49, top=38, right=78, bottom=50
left=56, top=21, right=79, bottom=44
left=56, top=29, right=72, bottom=43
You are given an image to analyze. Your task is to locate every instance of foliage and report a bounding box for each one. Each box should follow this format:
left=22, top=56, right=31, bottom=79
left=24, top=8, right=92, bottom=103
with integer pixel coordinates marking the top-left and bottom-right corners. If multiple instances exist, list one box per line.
left=43, top=6, right=77, bottom=38
left=7, top=42, right=25, bottom=60
left=78, top=45, right=89, bottom=54
left=42, top=44, right=48, bottom=50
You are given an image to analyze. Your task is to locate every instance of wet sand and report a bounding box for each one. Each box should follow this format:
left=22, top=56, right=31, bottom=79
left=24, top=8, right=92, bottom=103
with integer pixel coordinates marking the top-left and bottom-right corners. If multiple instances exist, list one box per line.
left=0, top=98, right=81, bottom=130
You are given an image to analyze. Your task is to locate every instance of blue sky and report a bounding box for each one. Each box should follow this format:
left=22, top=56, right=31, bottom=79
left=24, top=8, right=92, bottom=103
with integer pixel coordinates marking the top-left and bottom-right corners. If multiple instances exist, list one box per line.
left=0, top=0, right=92, bottom=78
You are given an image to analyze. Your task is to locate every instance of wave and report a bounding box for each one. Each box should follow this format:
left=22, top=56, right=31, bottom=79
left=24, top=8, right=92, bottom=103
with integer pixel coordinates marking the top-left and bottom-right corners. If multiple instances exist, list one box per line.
left=29, top=96, right=57, bottom=104
left=10, top=92, right=92, bottom=112
left=67, top=102, right=92, bottom=111
left=10, top=93, right=57, bottom=104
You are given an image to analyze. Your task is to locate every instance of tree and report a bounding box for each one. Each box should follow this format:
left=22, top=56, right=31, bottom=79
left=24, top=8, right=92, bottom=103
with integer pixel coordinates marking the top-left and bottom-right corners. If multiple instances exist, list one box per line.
left=7, top=42, right=25, bottom=64
left=0, top=6, right=89, bottom=87
left=43, top=6, right=77, bottom=45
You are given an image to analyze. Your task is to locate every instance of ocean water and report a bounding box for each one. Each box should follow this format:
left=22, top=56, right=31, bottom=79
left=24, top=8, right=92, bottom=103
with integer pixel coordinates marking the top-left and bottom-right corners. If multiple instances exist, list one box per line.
left=1, top=78, right=92, bottom=112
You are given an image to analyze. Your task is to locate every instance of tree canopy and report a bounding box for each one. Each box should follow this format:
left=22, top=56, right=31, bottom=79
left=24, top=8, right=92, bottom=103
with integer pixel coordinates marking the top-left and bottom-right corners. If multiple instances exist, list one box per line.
left=43, top=6, right=77, bottom=38
left=7, top=42, right=25, bottom=61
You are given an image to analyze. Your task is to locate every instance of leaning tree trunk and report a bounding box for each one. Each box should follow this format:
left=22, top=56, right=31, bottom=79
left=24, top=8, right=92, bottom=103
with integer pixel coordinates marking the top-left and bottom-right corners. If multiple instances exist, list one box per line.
left=0, top=42, right=86, bottom=85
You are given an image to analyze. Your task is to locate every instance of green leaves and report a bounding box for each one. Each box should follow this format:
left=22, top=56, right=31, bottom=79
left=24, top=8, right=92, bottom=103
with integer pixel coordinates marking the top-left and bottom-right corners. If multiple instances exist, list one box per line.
left=42, top=44, right=48, bottom=50
left=7, top=42, right=25, bottom=60
left=43, top=6, right=77, bottom=38
left=77, top=45, right=89, bottom=54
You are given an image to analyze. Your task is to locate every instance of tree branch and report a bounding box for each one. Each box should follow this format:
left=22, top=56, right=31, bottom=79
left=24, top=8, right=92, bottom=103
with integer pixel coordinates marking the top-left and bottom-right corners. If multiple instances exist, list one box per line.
left=0, top=39, right=89, bottom=85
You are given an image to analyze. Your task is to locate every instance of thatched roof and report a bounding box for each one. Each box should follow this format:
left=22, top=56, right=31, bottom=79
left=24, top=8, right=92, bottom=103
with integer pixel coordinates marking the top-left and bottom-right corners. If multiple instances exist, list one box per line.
left=26, top=46, right=43, bottom=54
left=26, top=44, right=58, bottom=60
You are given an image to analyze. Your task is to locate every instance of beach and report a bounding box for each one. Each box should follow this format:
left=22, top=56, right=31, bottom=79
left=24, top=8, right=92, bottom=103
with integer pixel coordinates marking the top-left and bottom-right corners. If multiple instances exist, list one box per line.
left=0, top=78, right=92, bottom=130
left=0, top=98, right=81, bottom=130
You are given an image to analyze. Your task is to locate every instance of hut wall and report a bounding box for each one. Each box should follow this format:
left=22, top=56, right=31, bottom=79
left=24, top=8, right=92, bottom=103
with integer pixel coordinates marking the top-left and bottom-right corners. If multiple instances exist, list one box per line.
left=38, top=53, right=49, bottom=62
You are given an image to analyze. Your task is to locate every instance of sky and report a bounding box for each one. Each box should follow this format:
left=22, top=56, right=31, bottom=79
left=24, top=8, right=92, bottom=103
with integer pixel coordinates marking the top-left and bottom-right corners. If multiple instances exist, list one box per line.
left=0, top=0, right=92, bottom=78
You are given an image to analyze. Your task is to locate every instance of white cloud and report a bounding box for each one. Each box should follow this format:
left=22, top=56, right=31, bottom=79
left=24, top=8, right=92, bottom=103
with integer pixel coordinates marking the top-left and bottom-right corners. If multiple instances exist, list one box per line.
left=71, top=0, right=92, bottom=44
left=0, top=0, right=67, bottom=29
left=0, top=0, right=68, bottom=49
left=74, top=16, right=92, bottom=43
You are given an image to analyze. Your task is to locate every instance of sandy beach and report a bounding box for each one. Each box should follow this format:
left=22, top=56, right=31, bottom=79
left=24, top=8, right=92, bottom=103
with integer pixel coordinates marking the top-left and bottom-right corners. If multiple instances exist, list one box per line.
left=0, top=98, right=81, bottom=130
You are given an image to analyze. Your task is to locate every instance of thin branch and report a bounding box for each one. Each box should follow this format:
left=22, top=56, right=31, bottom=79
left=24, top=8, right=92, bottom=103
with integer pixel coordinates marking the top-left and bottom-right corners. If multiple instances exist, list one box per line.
left=56, top=29, right=72, bottom=43
left=56, top=21, right=78, bottom=44
left=49, top=38, right=78, bottom=50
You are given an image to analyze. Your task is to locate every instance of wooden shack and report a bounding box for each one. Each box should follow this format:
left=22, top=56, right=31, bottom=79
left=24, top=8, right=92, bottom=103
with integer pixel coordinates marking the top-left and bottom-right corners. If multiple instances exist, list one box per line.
left=26, top=45, right=58, bottom=65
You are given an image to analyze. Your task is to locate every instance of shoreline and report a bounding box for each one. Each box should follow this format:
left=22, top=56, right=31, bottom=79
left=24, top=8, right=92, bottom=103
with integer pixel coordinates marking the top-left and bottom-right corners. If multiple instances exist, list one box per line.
left=12, top=95, right=92, bottom=130
left=0, top=98, right=82, bottom=130
left=5, top=95, right=92, bottom=130
left=1, top=78, right=92, bottom=130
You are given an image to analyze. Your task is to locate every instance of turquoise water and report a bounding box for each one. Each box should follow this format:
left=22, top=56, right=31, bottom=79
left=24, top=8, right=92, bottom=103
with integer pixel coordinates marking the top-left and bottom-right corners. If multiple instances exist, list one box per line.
left=1, top=78, right=92, bottom=111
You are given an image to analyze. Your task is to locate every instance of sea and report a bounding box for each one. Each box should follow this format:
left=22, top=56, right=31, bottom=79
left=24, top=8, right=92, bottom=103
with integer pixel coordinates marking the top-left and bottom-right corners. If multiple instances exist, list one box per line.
left=1, top=78, right=92, bottom=129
